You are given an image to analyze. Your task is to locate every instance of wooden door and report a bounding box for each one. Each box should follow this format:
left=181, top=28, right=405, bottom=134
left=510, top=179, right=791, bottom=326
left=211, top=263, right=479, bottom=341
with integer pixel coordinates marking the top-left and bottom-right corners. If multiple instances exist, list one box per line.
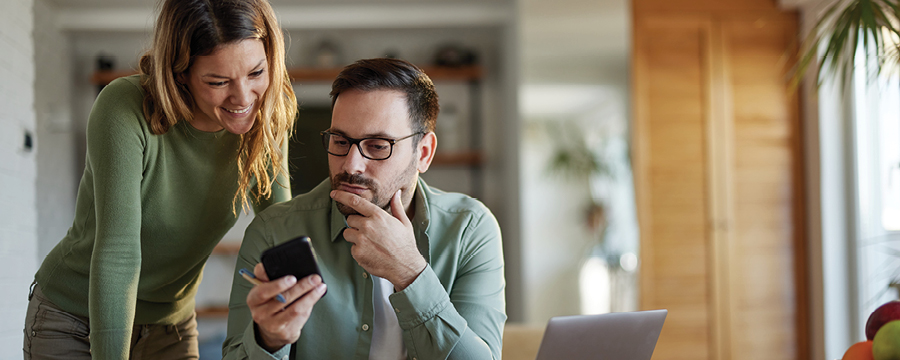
left=633, top=7, right=806, bottom=360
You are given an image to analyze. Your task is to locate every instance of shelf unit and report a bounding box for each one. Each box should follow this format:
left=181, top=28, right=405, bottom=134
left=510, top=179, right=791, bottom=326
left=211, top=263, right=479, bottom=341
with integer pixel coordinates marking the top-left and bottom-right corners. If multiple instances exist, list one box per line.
left=89, top=65, right=485, bottom=169
left=89, top=65, right=482, bottom=88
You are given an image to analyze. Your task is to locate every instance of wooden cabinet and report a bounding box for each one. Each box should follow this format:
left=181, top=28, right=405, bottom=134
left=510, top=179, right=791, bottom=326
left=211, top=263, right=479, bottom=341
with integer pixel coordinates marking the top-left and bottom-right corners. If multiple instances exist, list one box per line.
left=633, top=4, right=806, bottom=360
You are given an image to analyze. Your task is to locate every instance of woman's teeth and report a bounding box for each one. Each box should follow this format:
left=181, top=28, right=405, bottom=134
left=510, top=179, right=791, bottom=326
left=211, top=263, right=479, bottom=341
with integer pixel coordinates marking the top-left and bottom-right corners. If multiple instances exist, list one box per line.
left=224, top=106, right=251, bottom=114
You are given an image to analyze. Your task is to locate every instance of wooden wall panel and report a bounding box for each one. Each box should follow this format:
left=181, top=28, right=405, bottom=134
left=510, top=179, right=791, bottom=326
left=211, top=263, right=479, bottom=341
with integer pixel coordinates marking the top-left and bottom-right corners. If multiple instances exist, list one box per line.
left=634, top=0, right=779, bottom=13
left=722, top=14, right=803, bottom=360
left=635, top=18, right=712, bottom=360
left=633, top=3, right=806, bottom=359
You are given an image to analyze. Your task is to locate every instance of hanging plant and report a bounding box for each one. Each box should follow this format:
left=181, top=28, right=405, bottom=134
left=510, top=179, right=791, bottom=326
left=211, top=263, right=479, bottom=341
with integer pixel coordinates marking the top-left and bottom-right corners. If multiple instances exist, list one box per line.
left=544, top=120, right=615, bottom=239
left=544, top=120, right=612, bottom=182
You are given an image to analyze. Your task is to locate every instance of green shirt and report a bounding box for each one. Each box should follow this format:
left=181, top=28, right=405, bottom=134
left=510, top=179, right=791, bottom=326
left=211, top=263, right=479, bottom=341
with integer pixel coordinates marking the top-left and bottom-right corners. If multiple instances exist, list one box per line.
left=223, top=178, right=506, bottom=360
left=34, top=75, right=290, bottom=359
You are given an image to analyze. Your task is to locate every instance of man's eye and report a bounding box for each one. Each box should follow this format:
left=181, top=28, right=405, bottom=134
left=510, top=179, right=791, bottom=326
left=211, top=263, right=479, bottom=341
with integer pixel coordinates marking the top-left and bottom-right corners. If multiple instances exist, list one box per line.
left=207, top=81, right=226, bottom=86
left=367, top=143, right=389, bottom=151
left=333, top=139, right=350, bottom=146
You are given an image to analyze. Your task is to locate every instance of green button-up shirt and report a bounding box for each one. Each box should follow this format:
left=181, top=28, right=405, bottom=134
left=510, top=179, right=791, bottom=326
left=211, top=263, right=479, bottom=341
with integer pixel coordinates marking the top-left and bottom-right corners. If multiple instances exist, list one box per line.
left=223, top=178, right=506, bottom=360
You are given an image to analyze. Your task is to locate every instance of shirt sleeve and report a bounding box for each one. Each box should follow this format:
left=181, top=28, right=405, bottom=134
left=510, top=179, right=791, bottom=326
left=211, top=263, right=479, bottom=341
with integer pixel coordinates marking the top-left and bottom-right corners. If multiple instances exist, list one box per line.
left=390, top=210, right=507, bottom=360
left=85, top=78, right=148, bottom=359
left=223, top=215, right=292, bottom=360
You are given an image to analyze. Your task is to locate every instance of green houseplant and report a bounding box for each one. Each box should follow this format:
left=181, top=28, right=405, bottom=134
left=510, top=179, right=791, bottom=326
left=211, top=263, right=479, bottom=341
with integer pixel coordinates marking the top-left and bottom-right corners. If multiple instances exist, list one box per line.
left=794, top=0, right=900, bottom=89
left=545, top=120, right=613, bottom=238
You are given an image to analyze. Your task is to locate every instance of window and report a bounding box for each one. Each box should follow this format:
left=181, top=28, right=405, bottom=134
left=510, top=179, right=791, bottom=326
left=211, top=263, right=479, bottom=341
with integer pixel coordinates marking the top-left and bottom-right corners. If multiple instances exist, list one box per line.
left=852, top=41, right=900, bottom=335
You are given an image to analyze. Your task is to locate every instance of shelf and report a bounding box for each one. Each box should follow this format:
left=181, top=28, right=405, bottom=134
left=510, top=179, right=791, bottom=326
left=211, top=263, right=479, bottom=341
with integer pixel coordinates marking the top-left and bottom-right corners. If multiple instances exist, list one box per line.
left=90, top=70, right=140, bottom=86
left=211, top=242, right=241, bottom=255
left=196, top=305, right=229, bottom=318
left=89, top=65, right=482, bottom=86
left=432, top=151, right=483, bottom=166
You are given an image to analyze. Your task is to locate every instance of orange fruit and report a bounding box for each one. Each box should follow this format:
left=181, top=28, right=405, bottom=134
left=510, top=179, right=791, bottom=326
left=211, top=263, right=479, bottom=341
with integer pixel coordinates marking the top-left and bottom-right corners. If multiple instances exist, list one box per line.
left=843, top=340, right=874, bottom=360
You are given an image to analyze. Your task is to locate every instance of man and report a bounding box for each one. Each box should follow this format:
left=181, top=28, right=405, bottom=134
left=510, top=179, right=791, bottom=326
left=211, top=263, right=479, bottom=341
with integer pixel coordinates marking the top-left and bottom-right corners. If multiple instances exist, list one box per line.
left=222, top=58, right=506, bottom=360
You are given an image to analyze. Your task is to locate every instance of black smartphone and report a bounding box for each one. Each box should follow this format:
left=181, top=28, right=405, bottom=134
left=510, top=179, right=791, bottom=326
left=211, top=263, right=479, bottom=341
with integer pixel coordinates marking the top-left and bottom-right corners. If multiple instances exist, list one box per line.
left=260, top=236, right=326, bottom=296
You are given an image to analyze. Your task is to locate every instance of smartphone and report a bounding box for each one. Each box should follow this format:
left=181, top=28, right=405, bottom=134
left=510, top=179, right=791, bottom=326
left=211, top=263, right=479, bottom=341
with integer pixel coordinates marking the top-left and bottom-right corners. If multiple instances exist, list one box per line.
left=260, top=236, right=326, bottom=296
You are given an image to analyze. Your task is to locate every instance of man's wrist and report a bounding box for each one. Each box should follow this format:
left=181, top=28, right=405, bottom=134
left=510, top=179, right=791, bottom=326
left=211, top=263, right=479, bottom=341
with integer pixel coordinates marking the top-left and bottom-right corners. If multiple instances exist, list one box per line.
left=254, top=323, right=288, bottom=354
left=393, top=258, right=427, bottom=291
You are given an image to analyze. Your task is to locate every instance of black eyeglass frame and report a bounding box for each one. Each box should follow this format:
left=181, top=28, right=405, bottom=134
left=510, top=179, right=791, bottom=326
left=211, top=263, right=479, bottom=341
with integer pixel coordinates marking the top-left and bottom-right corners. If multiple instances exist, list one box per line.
left=320, top=131, right=424, bottom=161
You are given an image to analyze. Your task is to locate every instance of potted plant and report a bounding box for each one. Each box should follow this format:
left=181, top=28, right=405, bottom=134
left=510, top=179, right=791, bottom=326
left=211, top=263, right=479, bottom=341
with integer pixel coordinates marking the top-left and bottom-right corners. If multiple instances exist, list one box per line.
left=794, top=0, right=900, bottom=89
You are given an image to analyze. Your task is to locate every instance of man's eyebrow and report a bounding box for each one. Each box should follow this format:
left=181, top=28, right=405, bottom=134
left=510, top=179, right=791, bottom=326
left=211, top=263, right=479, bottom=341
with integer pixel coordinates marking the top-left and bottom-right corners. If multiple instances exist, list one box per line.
left=201, top=59, right=267, bottom=79
left=328, top=128, right=393, bottom=138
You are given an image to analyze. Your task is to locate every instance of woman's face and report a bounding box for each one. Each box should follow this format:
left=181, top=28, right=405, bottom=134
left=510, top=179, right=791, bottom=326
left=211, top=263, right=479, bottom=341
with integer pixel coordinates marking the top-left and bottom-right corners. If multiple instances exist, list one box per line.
left=183, top=38, right=269, bottom=134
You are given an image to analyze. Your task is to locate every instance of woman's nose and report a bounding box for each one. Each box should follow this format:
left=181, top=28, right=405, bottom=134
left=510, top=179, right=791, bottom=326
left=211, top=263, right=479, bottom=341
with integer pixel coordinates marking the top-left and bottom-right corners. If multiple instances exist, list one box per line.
left=230, top=79, right=253, bottom=106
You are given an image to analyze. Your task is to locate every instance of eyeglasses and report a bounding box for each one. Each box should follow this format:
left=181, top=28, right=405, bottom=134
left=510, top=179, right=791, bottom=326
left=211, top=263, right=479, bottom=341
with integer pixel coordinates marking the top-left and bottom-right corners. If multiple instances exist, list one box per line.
left=320, top=131, right=423, bottom=160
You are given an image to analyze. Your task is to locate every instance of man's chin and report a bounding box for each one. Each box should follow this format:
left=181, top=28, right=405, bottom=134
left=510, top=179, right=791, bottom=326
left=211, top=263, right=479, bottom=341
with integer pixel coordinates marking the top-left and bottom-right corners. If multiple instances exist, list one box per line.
left=335, top=198, right=390, bottom=217
left=337, top=203, right=360, bottom=217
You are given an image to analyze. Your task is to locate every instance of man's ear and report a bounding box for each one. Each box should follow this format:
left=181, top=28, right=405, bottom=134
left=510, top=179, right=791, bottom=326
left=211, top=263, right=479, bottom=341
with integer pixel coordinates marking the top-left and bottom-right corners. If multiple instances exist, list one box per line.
left=416, top=132, right=437, bottom=173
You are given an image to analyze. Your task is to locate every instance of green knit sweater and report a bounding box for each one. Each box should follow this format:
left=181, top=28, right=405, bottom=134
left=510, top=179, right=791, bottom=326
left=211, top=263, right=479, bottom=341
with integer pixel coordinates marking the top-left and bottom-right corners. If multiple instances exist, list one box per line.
left=34, top=75, right=291, bottom=359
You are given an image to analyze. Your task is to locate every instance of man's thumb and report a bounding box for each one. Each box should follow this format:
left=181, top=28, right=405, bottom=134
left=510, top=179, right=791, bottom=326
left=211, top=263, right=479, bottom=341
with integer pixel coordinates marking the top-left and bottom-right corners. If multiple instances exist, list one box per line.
left=390, top=189, right=409, bottom=223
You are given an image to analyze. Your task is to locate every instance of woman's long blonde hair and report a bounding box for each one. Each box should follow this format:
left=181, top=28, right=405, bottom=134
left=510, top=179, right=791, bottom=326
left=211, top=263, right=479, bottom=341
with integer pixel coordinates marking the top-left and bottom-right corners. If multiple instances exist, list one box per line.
left=138, top=0, right=297, bottom=212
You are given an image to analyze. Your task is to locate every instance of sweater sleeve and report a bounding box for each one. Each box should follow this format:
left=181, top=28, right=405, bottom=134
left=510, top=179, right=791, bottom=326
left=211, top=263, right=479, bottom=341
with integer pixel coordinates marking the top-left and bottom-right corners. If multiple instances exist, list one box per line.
left=86, top=78, right=148, bottom=359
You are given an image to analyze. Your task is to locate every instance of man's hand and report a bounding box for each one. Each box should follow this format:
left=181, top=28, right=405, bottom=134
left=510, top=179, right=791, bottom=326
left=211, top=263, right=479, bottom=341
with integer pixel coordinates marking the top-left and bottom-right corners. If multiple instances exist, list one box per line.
left=246, top=262, right=326, bottom=353
left=331, top=189, right=427, bottom=290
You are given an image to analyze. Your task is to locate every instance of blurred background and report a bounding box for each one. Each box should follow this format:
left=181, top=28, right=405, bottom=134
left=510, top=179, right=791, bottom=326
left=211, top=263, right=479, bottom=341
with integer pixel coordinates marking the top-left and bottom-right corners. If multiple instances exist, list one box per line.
left=2, top=0, right=897, bottom=359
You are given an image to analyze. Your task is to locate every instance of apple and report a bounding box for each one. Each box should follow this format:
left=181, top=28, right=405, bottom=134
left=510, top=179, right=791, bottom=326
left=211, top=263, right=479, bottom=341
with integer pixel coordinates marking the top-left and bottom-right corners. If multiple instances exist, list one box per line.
left=873, top=320, right=900, bottom=360
left=867, top=301, right=900, bottom=341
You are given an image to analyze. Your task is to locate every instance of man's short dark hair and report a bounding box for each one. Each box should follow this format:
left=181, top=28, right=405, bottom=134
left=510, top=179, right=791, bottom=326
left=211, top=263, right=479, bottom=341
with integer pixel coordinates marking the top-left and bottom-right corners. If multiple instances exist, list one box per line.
left=330, top=58, right=440, bottom=135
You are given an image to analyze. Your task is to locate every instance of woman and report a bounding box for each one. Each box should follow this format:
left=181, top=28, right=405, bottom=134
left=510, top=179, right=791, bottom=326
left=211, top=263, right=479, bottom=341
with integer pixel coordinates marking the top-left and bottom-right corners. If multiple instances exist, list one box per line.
left=23, top=0, right=297, bottom=358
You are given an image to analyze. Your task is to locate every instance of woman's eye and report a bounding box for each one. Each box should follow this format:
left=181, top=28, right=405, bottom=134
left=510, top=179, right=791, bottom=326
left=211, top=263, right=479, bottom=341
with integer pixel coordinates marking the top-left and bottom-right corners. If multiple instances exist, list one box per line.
left=251, top=69, right=265, bottom=77
left=207, top=81, right=227, bottom=86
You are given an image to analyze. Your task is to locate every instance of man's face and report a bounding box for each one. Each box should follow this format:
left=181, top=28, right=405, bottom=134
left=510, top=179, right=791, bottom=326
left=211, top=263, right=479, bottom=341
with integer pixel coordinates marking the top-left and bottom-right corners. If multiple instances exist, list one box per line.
left=328, top=89, right=420, bottom=216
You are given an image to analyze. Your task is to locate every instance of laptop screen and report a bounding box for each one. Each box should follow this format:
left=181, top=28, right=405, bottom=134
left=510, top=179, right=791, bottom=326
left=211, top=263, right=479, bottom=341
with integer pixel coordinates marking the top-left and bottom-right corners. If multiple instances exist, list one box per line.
left=534, top=309, right=667, bottom=360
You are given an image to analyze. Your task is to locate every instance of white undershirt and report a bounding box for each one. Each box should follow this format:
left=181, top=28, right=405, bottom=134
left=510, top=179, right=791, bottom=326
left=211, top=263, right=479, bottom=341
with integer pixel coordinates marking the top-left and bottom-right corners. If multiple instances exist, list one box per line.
left=370, top=275, right=406, bottom=360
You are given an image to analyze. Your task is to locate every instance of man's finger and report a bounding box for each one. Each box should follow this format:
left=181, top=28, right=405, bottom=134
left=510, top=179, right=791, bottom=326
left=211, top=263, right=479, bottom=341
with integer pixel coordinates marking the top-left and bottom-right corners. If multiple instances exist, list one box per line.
left=389, top=189, right=410, bottom=225
left=254, top=262, right=270, bottom=282
left=279, top=274, right=323, bottom=304
left=247, top=273, right=297, bottom=307
left=278, top=283, right=327, bottom=320
left=330, top=190, right=385, bottom=217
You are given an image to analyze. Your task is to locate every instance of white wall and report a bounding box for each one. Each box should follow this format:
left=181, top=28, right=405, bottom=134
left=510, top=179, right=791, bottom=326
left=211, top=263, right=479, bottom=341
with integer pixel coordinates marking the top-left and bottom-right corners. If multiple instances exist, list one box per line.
left=0, top=0, right=38, bottom=353
left=34, top=0, right=77, bottom=261
left=517, top=0, right=636, bottom=324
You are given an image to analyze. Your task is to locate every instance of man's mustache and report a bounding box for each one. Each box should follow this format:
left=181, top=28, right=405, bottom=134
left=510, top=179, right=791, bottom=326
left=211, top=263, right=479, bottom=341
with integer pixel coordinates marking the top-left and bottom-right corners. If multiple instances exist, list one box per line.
left=333, top=172, right=376, bottom=188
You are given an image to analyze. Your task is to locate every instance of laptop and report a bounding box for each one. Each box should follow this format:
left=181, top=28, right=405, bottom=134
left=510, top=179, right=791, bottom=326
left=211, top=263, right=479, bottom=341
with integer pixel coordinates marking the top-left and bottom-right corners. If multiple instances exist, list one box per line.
left=534, top=309, right=667, bottom=360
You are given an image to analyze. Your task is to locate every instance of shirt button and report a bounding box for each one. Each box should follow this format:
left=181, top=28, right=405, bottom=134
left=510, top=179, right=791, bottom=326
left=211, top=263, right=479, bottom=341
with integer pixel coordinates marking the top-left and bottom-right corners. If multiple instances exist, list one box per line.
left=362, top=324, right=369, bottom=331
left=362, top=272, right=368, bottom=279
left=281, top=356, right=289, bottom=360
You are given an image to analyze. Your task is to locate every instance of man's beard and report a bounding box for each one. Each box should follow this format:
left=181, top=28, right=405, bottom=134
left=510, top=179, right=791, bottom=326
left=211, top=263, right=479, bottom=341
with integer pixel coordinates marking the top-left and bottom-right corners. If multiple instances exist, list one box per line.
left=330, top=158, right=418, bottom=217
